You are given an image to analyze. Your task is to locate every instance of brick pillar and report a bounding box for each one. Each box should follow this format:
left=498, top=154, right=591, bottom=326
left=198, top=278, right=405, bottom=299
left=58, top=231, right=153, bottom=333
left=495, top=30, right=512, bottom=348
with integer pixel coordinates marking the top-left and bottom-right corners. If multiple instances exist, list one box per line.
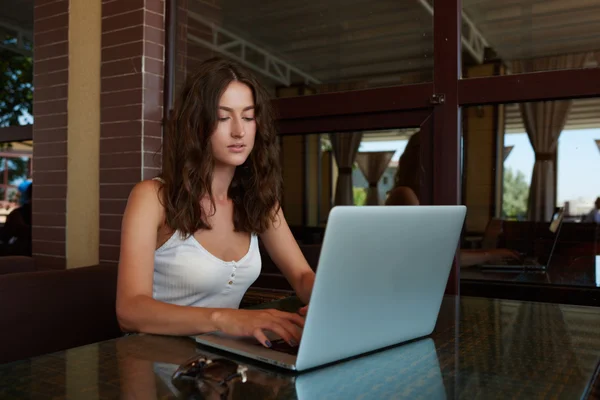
left=99, top=0, right=166, bottom=263
left=32, top=0, right=70, bottom=269
left=174, top=0, right=188, bottom=95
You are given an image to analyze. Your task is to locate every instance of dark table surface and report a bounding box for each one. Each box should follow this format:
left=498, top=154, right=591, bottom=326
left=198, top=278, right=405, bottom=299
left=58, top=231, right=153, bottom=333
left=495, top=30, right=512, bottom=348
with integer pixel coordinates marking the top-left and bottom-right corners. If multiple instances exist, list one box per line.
left=2, top=295, right=600, bottom=399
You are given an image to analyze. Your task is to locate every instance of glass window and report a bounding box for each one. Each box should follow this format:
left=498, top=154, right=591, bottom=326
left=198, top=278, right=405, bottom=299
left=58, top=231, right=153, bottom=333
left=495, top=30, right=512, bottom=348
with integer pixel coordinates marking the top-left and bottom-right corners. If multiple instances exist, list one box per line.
left=0, top=157, right=5, bottom=185
left=461, top=99, right=600, bottom=289
left=7, top=157, right=30, bottom=186
left=279, top=127, right=424, bottom=244
left=6, top=187, right=18, bottom=203
left=175, top=0, right=434, bottom=99
left=461, top=0, right=600, bottom=77
left=0, top=153, right=31, bottom=206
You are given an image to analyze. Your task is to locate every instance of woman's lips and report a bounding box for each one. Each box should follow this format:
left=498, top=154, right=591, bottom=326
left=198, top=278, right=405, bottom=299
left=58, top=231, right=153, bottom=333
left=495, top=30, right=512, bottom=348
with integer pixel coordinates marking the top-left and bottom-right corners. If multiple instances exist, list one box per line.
left=228, top=144, right=245, bottom=153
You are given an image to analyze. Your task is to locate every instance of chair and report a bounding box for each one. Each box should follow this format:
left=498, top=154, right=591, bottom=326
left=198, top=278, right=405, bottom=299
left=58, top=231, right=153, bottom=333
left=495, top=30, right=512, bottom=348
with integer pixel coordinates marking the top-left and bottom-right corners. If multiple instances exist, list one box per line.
left=0, top=256, right=36, bottom=276
left=481, top=218, right=504, bottom=250
left=0, top=264, right=121, bottom=364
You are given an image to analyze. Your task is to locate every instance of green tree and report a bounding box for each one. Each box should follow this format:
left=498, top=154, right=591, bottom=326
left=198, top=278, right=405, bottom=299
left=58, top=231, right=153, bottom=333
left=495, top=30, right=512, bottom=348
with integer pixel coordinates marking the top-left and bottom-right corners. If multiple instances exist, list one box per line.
left=0, top=49, right=33, bottom=127
left=503, top=167, right=529, bottom=220
left=7, top=157, right=29, bottom=184
left=353, top=187, right=366, bottom=206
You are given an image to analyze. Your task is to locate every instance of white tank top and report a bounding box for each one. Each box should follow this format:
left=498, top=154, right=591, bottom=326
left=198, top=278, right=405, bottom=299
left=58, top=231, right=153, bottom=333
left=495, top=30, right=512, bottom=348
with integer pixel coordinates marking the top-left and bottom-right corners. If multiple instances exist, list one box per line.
left=151, top=179, right=261, bottom=309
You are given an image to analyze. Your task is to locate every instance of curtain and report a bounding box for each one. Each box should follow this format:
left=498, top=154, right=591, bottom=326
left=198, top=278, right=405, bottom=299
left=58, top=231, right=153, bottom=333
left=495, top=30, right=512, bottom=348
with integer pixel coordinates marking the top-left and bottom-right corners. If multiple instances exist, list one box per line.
left=503, top=146, right=514, bottom=161
left=355, top=151, right=395, bottom=205
left=329, top=132, right=363, bottom=205
left=511, top=53, right=587, bottom=221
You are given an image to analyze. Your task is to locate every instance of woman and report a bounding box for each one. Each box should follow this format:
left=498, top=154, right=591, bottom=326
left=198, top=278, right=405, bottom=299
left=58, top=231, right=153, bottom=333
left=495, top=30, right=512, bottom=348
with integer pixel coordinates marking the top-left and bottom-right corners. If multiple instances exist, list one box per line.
left=116, top=58, right=315, bottom=349
left=385, top=131, right=520, bottom=267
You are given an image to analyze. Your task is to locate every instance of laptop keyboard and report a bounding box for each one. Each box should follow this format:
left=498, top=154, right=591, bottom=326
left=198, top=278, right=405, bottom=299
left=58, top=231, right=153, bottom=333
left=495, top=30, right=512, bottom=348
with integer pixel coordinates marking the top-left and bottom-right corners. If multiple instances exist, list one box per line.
left=267, top=339, right=299, bottom=355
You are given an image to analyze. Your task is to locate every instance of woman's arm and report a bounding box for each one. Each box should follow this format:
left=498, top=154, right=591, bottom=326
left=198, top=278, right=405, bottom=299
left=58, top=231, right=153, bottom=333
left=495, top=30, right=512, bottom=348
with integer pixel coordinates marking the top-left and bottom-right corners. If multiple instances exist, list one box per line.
left=459, top=248, right=521, bottom=267
left=259, top=207, right=316, bottom=305
left=116, top=182, right=304, bottom=346
left=116, top=180, right=221, bottom=335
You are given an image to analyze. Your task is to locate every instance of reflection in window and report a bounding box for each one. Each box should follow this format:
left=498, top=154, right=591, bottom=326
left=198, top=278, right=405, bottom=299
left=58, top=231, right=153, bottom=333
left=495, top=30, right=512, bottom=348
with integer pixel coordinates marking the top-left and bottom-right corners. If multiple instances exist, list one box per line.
left=279, top=128, right=420, bottom=242
left=7, top=157, right=30, bottom=186
left=461, top=100, right=600, bottom=289
left=176, top=0, right=434, bottom=98
left=0, top=154, right=31, bottom=204
left=557, top=129, right=600, bottom=219
left=461, top=0, right=600, bottom=76
left=503, top=133, right=533, bottom=221
left=0, top=158, right=5, bottom=184
left=596, top=256, right=600, bottom=287
left=356, top=136, right=410, bottom=206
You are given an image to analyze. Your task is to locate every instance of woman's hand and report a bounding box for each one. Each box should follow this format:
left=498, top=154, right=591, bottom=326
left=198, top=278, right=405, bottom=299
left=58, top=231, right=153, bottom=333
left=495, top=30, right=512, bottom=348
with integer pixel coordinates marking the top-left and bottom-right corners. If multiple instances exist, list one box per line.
left=210, top=309, right=304, bottom=348
left=298, top=305, right=309, bottom=316
left=460, top=248, right=522, bottom=267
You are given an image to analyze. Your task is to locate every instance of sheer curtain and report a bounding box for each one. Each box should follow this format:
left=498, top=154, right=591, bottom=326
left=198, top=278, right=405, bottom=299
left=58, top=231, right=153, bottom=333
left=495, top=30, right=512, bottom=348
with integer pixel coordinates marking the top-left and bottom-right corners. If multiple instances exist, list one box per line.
left=329, top=132, right=363, bottom=205
left=356, top=151, right=395, bottom=205
left=511, top=53, right=587, bottom=221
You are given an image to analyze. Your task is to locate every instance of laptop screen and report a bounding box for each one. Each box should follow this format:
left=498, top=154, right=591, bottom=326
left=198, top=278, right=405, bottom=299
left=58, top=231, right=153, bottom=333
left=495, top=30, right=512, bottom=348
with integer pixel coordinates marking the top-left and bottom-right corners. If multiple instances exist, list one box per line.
left=549, top=208, right=565, bottom=234
left=595, top=255, right=600, bottom=287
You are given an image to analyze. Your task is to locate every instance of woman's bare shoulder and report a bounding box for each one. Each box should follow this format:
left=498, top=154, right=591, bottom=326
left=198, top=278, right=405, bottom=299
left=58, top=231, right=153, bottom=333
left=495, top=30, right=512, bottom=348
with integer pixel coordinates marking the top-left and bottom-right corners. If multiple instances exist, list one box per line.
left=125, top=179, right=166, bottom=221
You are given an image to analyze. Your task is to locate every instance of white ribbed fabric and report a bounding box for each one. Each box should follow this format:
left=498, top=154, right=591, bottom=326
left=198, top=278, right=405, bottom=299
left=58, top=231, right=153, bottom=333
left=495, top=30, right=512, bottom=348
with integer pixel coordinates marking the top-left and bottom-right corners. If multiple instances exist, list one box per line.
left=153, top=230, right=261, bottom=309
left=150, top=177, right=261, bottom=309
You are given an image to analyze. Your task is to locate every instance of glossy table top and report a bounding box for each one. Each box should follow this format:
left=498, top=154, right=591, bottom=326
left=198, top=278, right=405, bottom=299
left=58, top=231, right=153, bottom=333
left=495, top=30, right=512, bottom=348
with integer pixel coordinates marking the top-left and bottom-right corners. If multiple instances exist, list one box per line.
left=2, top=296, right=600, bottom=399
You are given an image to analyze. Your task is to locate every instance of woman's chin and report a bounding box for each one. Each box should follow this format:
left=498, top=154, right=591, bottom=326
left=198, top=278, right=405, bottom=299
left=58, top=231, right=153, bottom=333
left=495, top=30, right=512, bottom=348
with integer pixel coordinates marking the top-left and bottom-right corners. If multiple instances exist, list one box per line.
left=215, top=155, right=249, bottom=168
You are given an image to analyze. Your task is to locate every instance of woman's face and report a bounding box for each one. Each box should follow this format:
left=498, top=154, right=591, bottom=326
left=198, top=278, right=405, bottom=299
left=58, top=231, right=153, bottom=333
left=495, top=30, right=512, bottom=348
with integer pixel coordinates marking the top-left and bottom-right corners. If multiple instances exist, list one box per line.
left=210, top=81, right=256, bottom=168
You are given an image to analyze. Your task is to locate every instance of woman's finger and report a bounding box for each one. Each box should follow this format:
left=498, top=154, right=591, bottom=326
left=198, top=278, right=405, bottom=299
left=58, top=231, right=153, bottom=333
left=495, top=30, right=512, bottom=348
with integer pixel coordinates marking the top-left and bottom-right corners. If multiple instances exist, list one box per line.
left=253, top=328, right=271, bottom=348
left=264, top=322, right=295, bottom=346
left=276, top=310, right=305, bottom=328
left=274, top=318, right=302, bottom=345
left=298, top=305, right=309, bottom=316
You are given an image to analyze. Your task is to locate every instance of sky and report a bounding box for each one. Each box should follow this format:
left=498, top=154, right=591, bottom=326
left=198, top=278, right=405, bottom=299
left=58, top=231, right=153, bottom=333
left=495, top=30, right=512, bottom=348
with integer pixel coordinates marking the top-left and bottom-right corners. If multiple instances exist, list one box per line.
left=359, top=128, right=600, bottom=203
left=505, top=128, right=600, bottom=203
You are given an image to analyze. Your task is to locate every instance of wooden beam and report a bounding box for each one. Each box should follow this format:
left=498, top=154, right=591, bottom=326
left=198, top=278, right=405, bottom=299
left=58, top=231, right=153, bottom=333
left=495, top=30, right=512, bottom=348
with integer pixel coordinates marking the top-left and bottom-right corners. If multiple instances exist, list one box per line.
left=459, top=68, right=600, bottom=106
left=433, top=0, right=462, bottom=296
left=0, top=125, right=33, bottom=143
left=277, top=110, right=432, bottom=135
left=273, top=83, right=433, bottom=120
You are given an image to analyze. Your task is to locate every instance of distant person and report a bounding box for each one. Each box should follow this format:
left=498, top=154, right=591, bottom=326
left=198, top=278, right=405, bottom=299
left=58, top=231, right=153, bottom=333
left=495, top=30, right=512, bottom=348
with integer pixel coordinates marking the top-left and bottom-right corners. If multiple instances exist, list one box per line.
left=584, top=197, right=600, bottom=223
left=0, top=181, right=32, bottom=256
left=384, top=132, right=520, bottom=267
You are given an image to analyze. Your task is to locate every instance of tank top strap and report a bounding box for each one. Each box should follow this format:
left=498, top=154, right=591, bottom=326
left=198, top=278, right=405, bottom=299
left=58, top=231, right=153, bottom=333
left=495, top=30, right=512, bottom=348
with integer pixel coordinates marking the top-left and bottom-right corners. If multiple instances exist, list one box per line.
left=152, top=177, right=165, bottom=184
left=251, top=233, right=260, bottom=250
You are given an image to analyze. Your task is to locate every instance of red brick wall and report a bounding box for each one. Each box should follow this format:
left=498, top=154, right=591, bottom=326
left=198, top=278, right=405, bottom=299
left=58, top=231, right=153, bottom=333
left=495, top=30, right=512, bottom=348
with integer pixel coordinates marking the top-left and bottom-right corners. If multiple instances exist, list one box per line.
left=100, top=0, right=166, bottom=263
left=174, top=0, right=188, bottom=94
left=32, top=0, right=69, bottom=269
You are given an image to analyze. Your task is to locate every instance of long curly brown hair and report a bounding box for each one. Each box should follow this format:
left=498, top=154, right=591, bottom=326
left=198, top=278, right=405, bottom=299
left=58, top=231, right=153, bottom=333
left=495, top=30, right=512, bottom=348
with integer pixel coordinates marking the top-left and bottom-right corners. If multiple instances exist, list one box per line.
left=160, top=57, right=282, bottom=237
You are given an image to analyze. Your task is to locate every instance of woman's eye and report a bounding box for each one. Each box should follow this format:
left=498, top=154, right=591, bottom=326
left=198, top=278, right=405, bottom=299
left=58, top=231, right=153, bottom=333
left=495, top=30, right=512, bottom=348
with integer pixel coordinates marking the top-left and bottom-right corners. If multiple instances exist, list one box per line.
left=243, top=117, right=255, bottom=121
left=218, top=117, right=230, bottom=121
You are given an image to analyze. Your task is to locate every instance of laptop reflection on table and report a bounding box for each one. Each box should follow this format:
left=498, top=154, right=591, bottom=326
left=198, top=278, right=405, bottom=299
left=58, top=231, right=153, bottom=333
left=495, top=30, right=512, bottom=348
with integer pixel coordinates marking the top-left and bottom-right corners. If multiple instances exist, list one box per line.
left=295, top=338, right=446, bottom=400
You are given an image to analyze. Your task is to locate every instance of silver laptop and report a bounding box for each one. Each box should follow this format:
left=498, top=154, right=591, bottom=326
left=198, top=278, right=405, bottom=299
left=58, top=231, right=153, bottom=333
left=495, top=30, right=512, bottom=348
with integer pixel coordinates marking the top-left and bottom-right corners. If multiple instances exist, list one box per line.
left=195, top=205, right=467, bottom=371
left=479, top=207, right=565, bottom=272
